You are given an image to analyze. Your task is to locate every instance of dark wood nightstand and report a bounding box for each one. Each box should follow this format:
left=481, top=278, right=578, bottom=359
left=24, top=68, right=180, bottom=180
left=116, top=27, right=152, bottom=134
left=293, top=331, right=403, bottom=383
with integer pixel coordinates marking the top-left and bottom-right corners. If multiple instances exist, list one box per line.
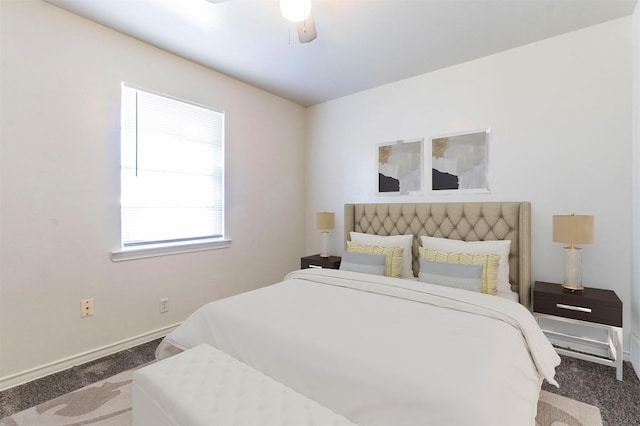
left=300, top=254, right=342, bottom=270
left=533, top=281, right=623, bottom=380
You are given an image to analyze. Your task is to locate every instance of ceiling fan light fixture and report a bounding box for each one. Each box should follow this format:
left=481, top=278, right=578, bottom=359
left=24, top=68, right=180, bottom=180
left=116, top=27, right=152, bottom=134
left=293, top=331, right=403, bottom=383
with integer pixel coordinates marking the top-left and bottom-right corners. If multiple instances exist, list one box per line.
left=280, top=0, right=312, bottom=23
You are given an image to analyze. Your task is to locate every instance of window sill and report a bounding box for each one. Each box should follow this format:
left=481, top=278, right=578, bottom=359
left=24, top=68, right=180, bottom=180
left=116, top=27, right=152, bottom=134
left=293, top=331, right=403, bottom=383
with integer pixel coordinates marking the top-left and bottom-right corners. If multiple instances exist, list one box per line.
left=111, top=238, right=232, bottom=262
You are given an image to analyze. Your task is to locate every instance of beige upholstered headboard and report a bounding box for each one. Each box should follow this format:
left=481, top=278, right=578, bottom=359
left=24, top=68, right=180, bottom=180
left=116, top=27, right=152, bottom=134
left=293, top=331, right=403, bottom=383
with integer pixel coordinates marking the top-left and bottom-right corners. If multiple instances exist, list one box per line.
left=344, top=202, right=532, bottom=307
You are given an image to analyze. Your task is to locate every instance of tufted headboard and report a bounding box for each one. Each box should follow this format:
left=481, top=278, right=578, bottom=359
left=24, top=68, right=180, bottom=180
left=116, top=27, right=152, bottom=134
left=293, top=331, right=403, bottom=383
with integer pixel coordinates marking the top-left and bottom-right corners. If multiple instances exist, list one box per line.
left=344, top=202, right=532, bottom=307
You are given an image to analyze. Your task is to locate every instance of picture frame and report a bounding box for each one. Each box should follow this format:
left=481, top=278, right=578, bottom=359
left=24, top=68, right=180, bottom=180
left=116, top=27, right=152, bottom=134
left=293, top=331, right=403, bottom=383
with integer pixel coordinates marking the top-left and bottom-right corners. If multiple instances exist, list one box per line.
left=429, top=129, right=490, bottom=193
left=377, top=138, right=423, bottom=195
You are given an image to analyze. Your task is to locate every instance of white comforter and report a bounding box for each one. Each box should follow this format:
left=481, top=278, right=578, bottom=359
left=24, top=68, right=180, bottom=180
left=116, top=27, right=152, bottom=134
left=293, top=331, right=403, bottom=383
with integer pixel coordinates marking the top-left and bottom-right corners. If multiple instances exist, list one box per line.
left=157, top=268, right=560, bottom=426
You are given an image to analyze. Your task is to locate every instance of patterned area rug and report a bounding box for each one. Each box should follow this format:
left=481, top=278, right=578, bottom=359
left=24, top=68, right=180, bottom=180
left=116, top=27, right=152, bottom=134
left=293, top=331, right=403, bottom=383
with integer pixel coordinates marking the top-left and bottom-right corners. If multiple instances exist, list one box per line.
left=0, top=368, right=135, bottom=426
left=1, top=368, right=603, bottom=426
left=536, top=391, right=603, bottom=426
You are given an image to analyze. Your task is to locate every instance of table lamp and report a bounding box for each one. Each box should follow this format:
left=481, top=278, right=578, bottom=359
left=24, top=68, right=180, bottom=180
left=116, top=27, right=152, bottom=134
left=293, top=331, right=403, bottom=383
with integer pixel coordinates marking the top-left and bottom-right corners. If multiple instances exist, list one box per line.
left=552, top=214, right=594, bottom=291
left=316, top=212, right=335, bottom=258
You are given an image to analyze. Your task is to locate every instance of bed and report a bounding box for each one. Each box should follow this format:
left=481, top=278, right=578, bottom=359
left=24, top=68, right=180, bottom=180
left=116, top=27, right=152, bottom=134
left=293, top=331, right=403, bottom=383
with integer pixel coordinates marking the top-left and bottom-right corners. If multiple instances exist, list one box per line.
left=156, top=201, right=560, bottom=426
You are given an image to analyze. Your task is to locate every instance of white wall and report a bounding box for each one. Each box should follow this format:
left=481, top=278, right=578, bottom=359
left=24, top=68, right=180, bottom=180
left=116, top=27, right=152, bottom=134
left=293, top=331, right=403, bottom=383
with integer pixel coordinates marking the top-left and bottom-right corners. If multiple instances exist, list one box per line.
left=0, top=0, right=306, bottom=387
left=306, top=18, right=634, bottom=352
left=631, top=2, right=640, bottom=376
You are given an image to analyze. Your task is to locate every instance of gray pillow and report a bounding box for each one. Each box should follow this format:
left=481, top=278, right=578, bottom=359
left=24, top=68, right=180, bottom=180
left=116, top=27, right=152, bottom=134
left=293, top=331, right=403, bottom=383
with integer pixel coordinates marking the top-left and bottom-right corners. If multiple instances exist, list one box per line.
left=418, top=259, right=483, bottom=292
left=340, top=252, right=386, bottom=276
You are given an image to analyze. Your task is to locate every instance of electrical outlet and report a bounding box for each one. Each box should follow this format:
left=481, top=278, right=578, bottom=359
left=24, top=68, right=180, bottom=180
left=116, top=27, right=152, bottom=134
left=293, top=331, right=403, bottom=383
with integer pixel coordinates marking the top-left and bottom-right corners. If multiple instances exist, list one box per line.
left=159, top=298, right=169, bottom=314
left=81, top=298, right=94, bottom=317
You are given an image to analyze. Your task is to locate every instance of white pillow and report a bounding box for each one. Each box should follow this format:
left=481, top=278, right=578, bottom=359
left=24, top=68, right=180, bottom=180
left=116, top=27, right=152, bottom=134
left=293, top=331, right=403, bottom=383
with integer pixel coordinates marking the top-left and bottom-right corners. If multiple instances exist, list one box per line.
left=350, top=232, right=414, bottom=278
left=420, top=235, right=512, bottom=293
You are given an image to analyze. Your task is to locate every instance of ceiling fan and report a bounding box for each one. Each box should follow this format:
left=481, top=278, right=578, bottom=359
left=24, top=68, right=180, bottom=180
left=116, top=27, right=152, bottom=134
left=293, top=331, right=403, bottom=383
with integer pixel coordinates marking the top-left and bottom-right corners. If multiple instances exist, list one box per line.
left=205, top=0, right=317, bottom=43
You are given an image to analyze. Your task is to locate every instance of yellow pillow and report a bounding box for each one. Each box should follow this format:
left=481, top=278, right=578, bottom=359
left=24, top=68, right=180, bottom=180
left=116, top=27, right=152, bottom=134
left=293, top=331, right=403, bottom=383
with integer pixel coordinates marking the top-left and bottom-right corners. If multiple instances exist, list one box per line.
left=347, top=242, right=404, bottom=278
left=418, top=247, right=500, bottom=295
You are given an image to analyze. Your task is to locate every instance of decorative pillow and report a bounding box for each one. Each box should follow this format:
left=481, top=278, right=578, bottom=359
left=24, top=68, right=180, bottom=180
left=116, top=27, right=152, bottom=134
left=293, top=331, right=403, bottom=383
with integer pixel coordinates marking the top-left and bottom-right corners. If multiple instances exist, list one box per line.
left=418, top=259, right=483, bottom=292
left=420, top=236, right=511, bottom=293
left=339, top=252, right=386, bottom=276
left=347, top=241, right=404, bottom=278
left=350, top=232, right=414, bottom=278
left=418, top=247, right=500, bottom=295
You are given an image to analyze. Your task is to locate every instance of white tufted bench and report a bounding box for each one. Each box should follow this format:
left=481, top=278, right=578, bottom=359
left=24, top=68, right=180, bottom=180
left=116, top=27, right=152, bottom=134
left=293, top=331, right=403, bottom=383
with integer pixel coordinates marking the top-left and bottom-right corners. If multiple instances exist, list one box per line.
left=132, top=344, right=357, bottom=426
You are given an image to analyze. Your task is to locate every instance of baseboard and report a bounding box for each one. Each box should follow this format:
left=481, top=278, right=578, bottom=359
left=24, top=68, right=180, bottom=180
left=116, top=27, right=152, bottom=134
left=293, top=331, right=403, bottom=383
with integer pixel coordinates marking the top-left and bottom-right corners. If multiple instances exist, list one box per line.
left=0, top=323, right=181, bottom=392
left=631, top=334, right=640, bottom=381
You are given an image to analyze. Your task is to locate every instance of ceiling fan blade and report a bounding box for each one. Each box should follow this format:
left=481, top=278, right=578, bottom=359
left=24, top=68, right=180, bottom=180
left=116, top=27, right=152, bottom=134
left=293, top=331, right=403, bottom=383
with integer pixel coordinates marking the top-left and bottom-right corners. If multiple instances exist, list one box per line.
left=297, top=12, right=317, bottom=43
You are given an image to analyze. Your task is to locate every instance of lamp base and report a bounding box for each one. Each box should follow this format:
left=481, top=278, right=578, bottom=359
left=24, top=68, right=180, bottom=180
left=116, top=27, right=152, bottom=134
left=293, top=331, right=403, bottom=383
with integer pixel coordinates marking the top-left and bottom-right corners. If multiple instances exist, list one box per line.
left=561, top=282, right=585, bottom=292
left=320, top=231, right=330, bottom=258
left=562, top=246, right=583, bottom=291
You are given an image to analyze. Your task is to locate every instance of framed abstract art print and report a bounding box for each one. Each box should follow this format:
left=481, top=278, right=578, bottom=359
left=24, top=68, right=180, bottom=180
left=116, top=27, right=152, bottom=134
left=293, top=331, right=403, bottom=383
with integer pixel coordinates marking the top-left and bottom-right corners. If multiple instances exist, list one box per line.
left=377, top=138, right=423, bottom=194
left=430, top=129, right=490, bottom=193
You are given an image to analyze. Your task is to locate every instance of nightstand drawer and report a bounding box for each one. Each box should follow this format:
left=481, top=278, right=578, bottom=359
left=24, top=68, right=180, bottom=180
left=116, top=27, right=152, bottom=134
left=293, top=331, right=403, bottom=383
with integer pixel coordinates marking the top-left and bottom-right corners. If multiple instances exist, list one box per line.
left=533, top=281, right=622, bottom=327
left=534, top=296, right=621, bottom=326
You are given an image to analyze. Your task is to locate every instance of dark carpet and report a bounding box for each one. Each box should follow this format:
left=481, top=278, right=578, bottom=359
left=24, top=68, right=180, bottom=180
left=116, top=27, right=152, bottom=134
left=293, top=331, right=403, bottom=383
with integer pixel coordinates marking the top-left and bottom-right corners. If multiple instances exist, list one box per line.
left=541, top=355, right=640, bottom=426
left=1, top=340, right=638, bottom=425
left=0, top=339, right=160, bottom=419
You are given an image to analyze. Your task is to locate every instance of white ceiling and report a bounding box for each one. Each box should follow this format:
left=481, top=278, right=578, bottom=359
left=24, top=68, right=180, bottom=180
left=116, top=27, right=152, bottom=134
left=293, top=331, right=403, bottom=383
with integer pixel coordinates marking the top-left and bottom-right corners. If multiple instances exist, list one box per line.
left=44, top=0, right=637, bottom=106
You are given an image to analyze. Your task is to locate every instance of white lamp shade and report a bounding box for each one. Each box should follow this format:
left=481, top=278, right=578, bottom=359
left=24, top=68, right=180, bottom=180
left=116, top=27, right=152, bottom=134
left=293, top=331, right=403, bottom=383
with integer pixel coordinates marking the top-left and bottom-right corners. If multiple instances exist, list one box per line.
left=280, top=0, right=312, bottom=22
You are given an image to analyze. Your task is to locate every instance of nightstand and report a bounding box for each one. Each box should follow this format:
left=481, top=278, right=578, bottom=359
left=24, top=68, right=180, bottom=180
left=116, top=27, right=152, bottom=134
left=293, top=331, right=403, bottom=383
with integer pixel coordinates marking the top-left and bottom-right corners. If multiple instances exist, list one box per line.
left=533, top=281, right=623, bottom=380
left=300, top=254, right=342, bottom=270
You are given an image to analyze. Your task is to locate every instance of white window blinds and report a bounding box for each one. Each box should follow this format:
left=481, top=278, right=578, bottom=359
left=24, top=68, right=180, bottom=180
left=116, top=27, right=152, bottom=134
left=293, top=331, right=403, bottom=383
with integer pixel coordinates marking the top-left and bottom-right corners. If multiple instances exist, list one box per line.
left=120, top=85, right=224, bottom=248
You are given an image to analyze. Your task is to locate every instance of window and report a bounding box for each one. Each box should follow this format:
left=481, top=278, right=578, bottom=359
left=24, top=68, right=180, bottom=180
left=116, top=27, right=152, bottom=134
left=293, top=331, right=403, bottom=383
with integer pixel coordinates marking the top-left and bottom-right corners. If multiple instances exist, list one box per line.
left=113, top=84, right=227, bottom=260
